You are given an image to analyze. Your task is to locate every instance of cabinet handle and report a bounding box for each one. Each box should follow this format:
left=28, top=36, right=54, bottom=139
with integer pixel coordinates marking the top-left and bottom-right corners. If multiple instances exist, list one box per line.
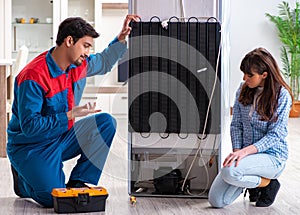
left=82, top=97, right=97, bottom=100
left=13, top=26, right=16, bottom=51
left=121, top=96, right=128, bottom=99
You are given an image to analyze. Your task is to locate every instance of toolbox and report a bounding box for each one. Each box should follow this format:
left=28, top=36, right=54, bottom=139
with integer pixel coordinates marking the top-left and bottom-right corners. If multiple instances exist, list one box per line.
left=51, top=186, right=108, bottom=213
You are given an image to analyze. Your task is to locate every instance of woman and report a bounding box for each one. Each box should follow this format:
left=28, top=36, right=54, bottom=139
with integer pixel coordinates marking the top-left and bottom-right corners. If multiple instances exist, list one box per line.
left=208, top=47, right=293, bottom=208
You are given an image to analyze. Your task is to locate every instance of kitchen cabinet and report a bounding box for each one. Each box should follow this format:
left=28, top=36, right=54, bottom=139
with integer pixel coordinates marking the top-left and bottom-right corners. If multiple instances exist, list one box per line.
left=79, top=91, right=128, bottom=117
left=11, top=0, right=128, bottom=80
left=60, top=0, right=127, bottom=52
left=62, top=0, right=128, bottom=86
left=43, top=0, right=127, bottom=86
left=0, top=60, right=13, bottom=157
left=11, top=0, right=56, bottom=60
left=65, top=0, right=96, bottom=53
left=79, top=90, right=128, bottom=143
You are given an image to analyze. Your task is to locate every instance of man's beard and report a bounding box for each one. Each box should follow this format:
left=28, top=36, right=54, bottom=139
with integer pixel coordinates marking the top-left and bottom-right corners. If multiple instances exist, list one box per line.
left=74, top=58, right=83, bottom=66
left=74, top=55, right=85, bottom=66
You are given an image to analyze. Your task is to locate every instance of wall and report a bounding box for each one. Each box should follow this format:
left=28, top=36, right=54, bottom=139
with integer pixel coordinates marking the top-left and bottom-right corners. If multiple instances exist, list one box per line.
left=0, top=0, right=12, bottom=59
left=94, top=8, right=128, bottom=86
left=130, top=0, right=219, bottom=21
left=228, top=0, right=297, bottom=106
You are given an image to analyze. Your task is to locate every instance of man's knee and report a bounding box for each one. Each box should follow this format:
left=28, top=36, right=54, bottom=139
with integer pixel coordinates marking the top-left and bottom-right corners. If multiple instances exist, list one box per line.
left=32, top=190, right=54, bottom=208
left=94, top=113, right=117, bottom=148
left=95, top=113, right=117, bottom=131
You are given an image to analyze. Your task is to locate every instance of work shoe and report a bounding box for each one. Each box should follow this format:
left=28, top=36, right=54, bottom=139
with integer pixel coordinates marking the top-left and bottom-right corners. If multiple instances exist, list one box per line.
left=66, top=180, right=88, bottom=188
left=11, top=165, right=23, bottom=198
left=244, top=187, right=261, bottom=202
left=256, top=179, right=280, bottom=207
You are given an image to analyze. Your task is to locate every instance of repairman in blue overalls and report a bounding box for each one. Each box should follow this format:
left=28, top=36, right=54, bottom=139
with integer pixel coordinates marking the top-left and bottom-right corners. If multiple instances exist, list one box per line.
left=7, top=14, right=140, bottom=208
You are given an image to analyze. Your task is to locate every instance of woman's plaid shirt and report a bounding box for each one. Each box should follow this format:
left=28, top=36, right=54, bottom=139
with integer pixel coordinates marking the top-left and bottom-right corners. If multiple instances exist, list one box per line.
left=230, top=83, right=292, bottom=161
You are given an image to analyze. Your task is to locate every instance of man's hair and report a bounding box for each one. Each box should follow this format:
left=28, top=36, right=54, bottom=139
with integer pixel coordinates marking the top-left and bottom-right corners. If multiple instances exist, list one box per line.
left=56, top=17, right=99, bottom=46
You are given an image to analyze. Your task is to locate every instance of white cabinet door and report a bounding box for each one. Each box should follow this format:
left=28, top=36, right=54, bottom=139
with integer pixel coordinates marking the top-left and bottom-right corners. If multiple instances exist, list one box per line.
left=79, top=93, right=110, bottom=112
left=96, top=94, right=110, bottom=113
left=80, top=92, right=128, bottom=140
left=1, top=0, right=12, bottom=59
left=114, top=117, right=128, bottom=145
left=60, top=0, right=97, bottom=53
left=81, top=92, right=128, bottom=116
left=110, top=93, right=128, bottom=116
left=11, top=0, right=55, bottom=61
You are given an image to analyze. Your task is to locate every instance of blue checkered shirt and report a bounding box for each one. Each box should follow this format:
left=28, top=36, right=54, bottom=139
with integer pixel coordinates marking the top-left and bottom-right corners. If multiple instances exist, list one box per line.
left=230, top=83, right=292, bottom=161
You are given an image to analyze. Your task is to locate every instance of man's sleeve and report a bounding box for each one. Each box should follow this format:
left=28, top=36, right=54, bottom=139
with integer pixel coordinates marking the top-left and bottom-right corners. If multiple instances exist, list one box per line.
left=18, top=80, right=69, bottom=139
left=86, top=37, right=127, bottom=77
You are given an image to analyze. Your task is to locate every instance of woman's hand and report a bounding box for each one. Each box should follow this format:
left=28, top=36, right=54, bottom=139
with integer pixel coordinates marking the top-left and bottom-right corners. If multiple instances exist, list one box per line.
left=223, top=145, right=258, bottom=167
left=118, top=14, right=141, bottom=42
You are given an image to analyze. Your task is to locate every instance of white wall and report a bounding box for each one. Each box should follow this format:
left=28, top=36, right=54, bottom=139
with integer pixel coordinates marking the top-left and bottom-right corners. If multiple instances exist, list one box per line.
left=0, top=0, right=12, bottom=59
left=228, top=0, right=297, bottom=106
left=94, top=8, right=128, bottom=86
left=130, top=0, right=218, bottom=21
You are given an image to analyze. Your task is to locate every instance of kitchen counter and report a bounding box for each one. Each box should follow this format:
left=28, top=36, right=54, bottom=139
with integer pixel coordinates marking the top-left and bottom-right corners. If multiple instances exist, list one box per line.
left=84, top=85, right=128, bottom=94
left=0, top=59, right=13, bottom=157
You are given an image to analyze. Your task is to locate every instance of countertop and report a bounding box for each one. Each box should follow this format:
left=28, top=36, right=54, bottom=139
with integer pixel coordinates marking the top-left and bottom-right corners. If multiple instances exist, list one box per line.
left=0, top=59, right=13, bottom=65
left=84, top=85, right=128, bottom=94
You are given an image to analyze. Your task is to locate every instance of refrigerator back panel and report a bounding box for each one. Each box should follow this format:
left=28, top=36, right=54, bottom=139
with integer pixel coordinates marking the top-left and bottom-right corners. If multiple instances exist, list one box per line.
left=128, top=18, right=221, bottom=134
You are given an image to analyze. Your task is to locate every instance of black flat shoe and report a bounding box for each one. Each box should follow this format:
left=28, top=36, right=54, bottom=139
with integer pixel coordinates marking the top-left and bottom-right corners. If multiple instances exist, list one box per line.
left=244, top=187, right=261, bottom=202
left=256, top=179, right=280, bottom=207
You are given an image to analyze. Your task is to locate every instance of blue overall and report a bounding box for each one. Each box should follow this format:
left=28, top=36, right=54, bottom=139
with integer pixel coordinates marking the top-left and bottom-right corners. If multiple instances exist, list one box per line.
left=6, top=37, right=127, bottom=207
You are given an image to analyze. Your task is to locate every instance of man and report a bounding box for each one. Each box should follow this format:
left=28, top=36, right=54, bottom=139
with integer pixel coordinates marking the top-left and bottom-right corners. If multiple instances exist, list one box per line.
left=7, top=14, right=140, bottom=207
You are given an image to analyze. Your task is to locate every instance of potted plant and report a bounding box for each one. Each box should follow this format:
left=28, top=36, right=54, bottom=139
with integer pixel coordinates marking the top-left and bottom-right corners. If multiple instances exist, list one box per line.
left=266, top=1, right=300, bottom=117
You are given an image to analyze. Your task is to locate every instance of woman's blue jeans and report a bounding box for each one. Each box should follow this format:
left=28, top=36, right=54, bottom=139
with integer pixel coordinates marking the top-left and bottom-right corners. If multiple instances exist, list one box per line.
left=208, top=153, right=285, bottom=208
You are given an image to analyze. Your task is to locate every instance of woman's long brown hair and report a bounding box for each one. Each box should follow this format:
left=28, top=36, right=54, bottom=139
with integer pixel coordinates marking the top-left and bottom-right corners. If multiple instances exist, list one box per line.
left=239, top=47, right=293, bottom=121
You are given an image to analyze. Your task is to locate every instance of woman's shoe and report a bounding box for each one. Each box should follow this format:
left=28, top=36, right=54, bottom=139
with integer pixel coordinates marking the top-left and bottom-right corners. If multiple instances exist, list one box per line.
left=256, top=179, right=280, bottom=207
left=244, top=187, right=261, bottom=202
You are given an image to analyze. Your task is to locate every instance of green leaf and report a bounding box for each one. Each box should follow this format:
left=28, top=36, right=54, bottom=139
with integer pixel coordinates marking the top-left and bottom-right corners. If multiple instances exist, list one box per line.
left=266, top=1, right=300, bottom=100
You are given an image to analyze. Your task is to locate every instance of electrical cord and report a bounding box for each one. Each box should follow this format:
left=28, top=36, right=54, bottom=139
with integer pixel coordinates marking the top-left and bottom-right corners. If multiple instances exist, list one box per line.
left=133, top=16, right=222, bottom=196
left=151, top=15, right=222, bottom=195
left=181, top=24, right=222, bottom=195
